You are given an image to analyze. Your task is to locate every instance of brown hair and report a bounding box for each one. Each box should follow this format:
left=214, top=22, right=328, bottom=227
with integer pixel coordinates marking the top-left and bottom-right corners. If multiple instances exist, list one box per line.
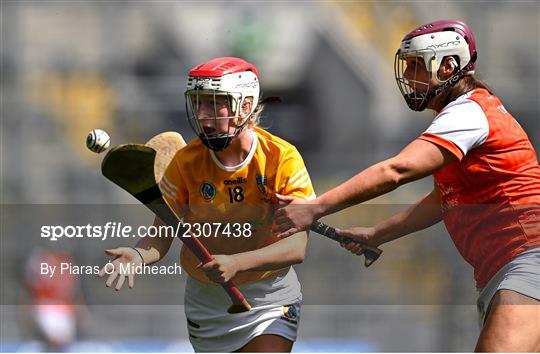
left=433, top=75, right=493, bottom=112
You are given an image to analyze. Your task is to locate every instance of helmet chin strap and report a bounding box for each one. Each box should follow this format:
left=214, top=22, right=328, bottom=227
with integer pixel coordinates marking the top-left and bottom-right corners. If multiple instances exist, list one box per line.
left=408, top=52, right=477, bottom=112
left=199, top=119, right=250, bottom=151
left=199, top=133, right=232, bottom=151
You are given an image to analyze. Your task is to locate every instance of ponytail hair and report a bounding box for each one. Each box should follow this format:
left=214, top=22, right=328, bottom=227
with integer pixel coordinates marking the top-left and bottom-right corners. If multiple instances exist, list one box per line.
left=249, top=96, right=282, bottom=127
left=434, top=75, right=493, bottom=111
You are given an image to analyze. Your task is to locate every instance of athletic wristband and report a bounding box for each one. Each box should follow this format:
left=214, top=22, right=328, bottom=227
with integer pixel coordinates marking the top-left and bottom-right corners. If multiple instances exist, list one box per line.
left=132, top=247, right=145, bottom=265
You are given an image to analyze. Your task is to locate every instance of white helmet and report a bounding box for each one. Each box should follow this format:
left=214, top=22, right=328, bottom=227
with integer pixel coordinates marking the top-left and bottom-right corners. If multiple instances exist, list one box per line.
left=185, top=57, right=260, bottom=151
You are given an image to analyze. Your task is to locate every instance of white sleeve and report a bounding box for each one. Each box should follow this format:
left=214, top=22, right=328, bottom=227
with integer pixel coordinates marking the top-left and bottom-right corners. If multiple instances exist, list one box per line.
left=425, top=99, right=489, bottom=156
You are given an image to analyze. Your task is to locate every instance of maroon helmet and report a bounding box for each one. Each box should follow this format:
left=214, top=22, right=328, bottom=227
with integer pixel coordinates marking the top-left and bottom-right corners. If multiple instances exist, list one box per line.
left=395, top=19, right=478, bottom=111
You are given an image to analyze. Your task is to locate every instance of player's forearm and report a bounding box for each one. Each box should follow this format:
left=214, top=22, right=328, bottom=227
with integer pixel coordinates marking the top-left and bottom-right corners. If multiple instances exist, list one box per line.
left=134, top=239, right=173, bottom=265
left=314, top=159, right=410, bottom=217
left=232, top=233, right=308, bottom=272
left=372, top=189, right=442, bottom=245
left=134, top=217, right=175, bottom=264
left=313, top=140, right=454, bottom=220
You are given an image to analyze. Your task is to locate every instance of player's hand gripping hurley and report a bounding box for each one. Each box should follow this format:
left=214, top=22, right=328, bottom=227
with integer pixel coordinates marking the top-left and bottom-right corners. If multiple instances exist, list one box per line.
left=101, top=132, right=251, bottom=313
left=276, top=198, right=383, bottom=266
left=310, top=221, right=382, bottom=267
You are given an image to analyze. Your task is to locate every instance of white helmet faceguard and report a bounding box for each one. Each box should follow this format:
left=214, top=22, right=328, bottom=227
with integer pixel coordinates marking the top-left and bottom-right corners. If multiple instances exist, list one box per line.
left=185, top=57, right=260, bottom=151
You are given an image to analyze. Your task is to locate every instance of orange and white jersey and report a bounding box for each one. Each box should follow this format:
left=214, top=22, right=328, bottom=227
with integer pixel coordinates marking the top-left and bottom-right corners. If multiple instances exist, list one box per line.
left=160, top=127, right=315, bottom=284
left=418, top=88, right=540, bottom=288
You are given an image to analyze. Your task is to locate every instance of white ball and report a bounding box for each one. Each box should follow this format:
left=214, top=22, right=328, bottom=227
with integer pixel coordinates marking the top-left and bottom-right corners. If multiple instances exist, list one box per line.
left=86, top=129, right=111, bottom=153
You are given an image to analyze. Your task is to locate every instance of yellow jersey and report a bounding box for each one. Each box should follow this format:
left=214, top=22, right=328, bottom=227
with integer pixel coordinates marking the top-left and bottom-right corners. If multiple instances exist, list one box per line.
left=159, top=127, right=315, bottom=284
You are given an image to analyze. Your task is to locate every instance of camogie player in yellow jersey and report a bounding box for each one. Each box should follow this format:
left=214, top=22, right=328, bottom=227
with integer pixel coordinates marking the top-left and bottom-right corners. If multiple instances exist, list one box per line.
left=101, top=57, right=315, bottom=352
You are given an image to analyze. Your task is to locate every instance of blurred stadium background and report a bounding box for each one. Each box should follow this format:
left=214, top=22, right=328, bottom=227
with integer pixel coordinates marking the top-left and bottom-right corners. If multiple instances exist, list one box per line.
left=1, top=1, right=538, bottom=352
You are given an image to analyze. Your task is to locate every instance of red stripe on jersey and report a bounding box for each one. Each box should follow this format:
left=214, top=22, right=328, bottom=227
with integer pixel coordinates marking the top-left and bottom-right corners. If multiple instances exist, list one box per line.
left=418, top=133, right=465, bottom=160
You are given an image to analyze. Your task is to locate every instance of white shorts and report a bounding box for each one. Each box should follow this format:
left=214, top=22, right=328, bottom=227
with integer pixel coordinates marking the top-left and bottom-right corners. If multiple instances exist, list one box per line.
left=184, top=267, right=302, bottom=352
left=476, top=247, right=540, bottom=328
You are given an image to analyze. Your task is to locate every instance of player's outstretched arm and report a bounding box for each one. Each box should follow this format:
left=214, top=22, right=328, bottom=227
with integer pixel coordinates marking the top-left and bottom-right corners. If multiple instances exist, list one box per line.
left=316, top=140, right=454, bottom=218
left=200, top=232, right=308, bottom=284
left=274, top=139, right=455, bottom=238
left=339, top=187, right=442, bottom=255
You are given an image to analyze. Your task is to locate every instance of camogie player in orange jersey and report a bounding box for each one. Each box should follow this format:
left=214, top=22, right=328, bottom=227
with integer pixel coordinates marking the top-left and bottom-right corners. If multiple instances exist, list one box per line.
left=273, top=20, right=540, bottom=351
left=101, top=57, right=314, bottom=352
